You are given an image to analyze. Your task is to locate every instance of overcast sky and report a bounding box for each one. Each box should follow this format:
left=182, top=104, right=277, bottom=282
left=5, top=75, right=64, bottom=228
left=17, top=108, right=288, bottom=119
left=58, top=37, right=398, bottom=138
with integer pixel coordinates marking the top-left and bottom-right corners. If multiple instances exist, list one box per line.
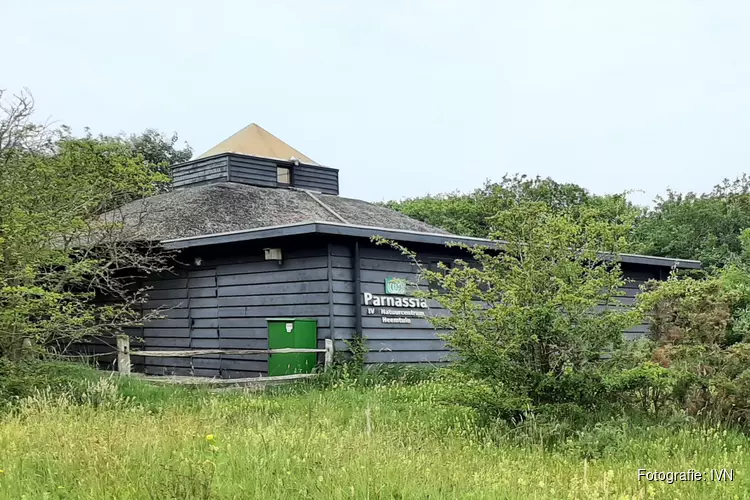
left=2, top=1, right=748, bottom=205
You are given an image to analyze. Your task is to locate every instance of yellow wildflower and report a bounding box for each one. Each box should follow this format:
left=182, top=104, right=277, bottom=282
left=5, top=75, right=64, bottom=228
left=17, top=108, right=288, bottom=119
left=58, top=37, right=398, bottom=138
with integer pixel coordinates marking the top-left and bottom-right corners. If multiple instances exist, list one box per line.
left=205, top=434, right=215, bottom=442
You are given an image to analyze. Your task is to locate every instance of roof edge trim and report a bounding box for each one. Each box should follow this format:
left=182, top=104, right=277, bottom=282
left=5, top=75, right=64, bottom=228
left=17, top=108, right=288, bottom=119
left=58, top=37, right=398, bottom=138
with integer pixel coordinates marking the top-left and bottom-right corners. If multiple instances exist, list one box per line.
left=178, top=152, right=338, bottom=171
left=161, top=221, right=701, bottom=269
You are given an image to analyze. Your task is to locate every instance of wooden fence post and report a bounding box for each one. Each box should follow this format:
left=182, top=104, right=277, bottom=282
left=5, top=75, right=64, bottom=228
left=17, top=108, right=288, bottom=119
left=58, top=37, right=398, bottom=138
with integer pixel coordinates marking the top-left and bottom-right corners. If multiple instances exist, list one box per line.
left=324, top=338, right=334, bottom=371
left=116, top=335, right=131, bottom=376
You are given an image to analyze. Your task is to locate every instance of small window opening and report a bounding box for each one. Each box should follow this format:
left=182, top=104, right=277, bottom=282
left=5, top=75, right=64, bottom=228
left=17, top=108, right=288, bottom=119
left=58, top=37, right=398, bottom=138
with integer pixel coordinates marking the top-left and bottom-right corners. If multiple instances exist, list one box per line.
left=277, top=166, right=291, bottom=184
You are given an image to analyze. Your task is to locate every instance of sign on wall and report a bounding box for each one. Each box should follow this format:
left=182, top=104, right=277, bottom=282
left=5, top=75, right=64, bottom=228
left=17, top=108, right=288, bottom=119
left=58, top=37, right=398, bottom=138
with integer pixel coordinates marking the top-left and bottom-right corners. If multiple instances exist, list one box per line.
left=363, top=277, right=428, bottom=324
left=384, top=277, right=407, bottom=295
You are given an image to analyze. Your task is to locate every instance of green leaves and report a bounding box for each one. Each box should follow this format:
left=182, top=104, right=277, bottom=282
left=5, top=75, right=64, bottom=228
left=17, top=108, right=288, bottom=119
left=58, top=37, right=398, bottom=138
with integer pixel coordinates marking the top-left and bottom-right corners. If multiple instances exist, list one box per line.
left=0, top=90, right=171, bottom=358
left=632, top=177, right=750, bottom=269
left=387, top=171, right=750, bottom=271
left=381, top=198, right=642, bottom=415
left=384, top=175, right=640, bottom=245
left=91, top=129, right=192, bottom=193
left=631, top=235, right=750, bottom=426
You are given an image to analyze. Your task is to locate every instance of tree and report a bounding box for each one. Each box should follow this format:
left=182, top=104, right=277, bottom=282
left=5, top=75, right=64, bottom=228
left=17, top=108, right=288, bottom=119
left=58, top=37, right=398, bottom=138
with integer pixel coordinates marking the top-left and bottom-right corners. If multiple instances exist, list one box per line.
left=378, top=200, right=641, bottom=417
left=383, top=188, right=488, bottom=237
left=384, top=175, right=640, bottom=243
left=632, top=177, right=750, bottom=269
left=0, top=89, right=171, bottom=358
left=91, top=129, right=192, bottom=192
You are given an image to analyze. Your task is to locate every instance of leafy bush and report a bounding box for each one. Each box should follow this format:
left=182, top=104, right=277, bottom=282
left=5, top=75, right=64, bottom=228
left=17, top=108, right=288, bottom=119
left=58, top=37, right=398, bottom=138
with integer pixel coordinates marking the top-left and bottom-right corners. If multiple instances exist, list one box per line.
left=434, top=367, right=532, bottom=421
left=0, top=90, right=173, bottom=358
left=603, top=360, right=690, bottom=414
left=533, top=370, right=610, bottom=408
left=631, top=235, right=750, bottom=429
left=379, top=200, right=642, bottom=419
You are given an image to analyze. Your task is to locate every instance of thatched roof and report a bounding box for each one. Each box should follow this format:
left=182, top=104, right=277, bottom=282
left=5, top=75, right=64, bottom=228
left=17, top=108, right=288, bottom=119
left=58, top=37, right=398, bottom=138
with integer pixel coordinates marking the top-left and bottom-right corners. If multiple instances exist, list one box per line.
left=105, top=182, right=449, bottom=242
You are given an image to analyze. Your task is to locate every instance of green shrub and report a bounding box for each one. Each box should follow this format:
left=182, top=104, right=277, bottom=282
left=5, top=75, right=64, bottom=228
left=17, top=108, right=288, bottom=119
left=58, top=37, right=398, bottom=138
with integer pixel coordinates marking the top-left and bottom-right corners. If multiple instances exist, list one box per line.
left=632, top=239, right=750, bottom=430
left=603, top=361, right=690, bottom=414
left=377, top=200, right=641, bottom=421
left=434, top=368, right=532, bottom=422
left=532, top=369, right=610, bottom=408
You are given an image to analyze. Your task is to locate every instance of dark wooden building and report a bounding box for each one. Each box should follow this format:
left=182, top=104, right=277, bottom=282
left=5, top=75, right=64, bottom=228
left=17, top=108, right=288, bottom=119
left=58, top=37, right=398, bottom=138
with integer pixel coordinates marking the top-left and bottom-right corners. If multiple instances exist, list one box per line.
left=97, top=124, right=701, bottom=378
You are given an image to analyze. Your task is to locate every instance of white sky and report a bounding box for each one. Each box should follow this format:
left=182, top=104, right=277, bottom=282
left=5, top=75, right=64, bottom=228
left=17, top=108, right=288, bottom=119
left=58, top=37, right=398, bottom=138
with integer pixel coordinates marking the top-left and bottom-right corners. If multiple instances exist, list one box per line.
left=2, top=1, right=748, bottom=205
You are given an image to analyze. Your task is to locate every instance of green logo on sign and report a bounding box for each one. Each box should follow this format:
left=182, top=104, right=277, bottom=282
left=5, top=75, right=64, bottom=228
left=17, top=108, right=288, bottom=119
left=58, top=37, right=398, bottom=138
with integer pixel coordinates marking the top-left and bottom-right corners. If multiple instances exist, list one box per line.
left=384, top=277, right=407, bottom=295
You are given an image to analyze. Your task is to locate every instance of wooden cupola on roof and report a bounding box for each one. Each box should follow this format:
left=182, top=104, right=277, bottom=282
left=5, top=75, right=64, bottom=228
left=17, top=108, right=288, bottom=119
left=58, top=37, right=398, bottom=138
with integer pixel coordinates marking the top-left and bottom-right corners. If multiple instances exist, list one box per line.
left=172, top=123, right=339, bottom=195
left=196, top=123, right=319, bottom=165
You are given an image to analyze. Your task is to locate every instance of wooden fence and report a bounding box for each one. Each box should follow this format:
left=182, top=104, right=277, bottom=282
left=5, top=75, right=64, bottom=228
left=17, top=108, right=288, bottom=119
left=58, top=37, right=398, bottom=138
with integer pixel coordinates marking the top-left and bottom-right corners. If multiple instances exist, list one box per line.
left=115, top=335, right=334, bottom=381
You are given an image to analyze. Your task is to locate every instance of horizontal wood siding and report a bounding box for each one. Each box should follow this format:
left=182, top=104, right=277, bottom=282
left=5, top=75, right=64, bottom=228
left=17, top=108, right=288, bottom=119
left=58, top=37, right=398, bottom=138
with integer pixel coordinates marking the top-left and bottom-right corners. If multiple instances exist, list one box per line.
left=172, top=156, right=228, bottom=188
left=331, top=244, right=662, bottom=365
left=619, top=265, right=660, bottom=341
left=174, top=154, right=339, bottom=194
left=330, top=244, right=453, bottom=365
left=227, top=156, right=277, bottom=187
left=293, top=164, right=339, bottom=195
left=79, top=239, right=667, bottom=378
left=135, top=245, right=332, bottom=378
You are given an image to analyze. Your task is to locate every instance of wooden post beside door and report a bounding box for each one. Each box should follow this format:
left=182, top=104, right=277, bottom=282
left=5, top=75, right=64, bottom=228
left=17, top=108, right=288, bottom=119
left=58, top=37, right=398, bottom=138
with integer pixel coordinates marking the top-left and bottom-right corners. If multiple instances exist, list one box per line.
left=324, top=338, right=334, bottom=371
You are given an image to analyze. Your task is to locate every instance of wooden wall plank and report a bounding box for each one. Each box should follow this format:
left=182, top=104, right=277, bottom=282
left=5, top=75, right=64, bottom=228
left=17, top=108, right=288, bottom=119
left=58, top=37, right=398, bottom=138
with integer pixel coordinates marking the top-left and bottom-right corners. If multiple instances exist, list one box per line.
left=172, top=156, right=228, bottom=188
left=293, top=164, right=338, bottom=195
left=227, top=156, right=277, bottom=187
left=90, top=239, right=667, bottom=377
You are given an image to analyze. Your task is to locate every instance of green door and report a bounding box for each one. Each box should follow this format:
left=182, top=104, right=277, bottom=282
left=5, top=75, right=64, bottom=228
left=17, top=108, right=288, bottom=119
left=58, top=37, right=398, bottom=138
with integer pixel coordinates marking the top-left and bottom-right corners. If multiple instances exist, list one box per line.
left=267, top=318, right=318, bottom=376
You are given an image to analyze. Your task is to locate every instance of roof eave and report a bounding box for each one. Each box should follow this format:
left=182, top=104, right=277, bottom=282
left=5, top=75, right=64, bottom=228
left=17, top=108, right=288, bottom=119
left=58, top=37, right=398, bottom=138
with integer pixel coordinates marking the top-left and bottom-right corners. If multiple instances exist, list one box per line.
left=162, top=222, right=319, bottom=249
left=613, top=252, right=702, bottom=269
left=161, top=221, right=485, bottom=250
left=160, top=221, right=702, bottom=269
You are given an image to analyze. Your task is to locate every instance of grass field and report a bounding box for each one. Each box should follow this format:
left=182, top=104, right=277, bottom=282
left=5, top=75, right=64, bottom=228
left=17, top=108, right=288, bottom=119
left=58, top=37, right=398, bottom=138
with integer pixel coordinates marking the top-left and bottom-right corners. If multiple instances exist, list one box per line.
left=0, top=365, right=748, bottom=499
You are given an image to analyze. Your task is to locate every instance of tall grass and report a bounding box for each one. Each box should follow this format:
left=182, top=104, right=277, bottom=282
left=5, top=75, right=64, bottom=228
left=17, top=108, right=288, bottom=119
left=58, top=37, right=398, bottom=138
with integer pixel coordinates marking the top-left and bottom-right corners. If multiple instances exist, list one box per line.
left=0, top=364, right=747, bottom=499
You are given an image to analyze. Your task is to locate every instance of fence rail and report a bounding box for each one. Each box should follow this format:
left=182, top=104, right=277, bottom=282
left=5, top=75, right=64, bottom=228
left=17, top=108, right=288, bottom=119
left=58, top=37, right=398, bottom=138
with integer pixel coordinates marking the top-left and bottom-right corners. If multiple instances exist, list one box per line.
left=115, top=335, right=334, bottom=377
left=129, top=348, right=327, bottom=357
